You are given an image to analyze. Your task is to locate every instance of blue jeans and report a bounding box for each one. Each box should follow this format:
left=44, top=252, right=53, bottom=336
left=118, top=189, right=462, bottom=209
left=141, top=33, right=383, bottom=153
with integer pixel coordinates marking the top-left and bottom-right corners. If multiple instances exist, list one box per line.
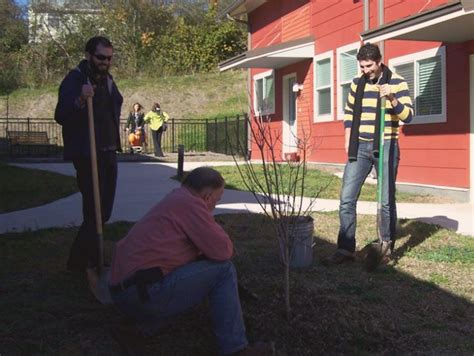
left=111, top=260, right=248, bottom=355
left=338, top=140, right=400, bottom=253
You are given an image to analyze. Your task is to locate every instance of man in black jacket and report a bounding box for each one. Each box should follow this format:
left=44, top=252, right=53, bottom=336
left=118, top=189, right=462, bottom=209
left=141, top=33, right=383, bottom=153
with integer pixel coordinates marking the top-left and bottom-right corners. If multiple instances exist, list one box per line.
left=55, top=36, right=123, bottom=273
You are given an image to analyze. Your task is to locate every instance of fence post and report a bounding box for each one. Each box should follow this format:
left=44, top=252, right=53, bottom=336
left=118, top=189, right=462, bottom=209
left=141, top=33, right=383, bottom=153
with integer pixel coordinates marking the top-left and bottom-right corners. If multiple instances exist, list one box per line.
left=205, top=119, right=209, bottom=152
left=236, top=114, right=240, bottom=156
left=224, top=116, right=228, bottom=155
left=177, top=144, right=184, bottom=180
left=244, top=113, right=249, bottom=158
left=27, top=117, right=31, bottom=156
left=214, top=117, right=218, bottom=152
left=171, top=118, right=175, bottom=153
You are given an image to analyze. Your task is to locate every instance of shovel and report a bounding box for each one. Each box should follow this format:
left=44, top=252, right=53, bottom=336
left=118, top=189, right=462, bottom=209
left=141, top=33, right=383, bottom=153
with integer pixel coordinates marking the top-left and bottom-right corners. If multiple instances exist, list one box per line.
left=365, top=96, right=391, bottom=272
left=86, top=95, right=113, bottom=304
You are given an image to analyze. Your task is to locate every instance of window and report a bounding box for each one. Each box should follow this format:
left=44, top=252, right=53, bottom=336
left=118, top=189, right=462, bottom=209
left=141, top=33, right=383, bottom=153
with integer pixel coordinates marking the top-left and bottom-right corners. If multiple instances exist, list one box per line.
left=389, top=46, right=446, bottom=124
left=313, top=51, right=333, bottom=121
left=253, top=70, right=275, bottom=116
left=337, top=43, right=360, bottom=119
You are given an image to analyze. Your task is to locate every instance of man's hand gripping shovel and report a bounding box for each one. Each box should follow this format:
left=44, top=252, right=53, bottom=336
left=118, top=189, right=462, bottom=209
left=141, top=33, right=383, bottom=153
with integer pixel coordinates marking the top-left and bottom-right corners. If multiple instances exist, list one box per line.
left=86, top=95, right=113, bottom=304
left=365, top=96, right=391, bottom=272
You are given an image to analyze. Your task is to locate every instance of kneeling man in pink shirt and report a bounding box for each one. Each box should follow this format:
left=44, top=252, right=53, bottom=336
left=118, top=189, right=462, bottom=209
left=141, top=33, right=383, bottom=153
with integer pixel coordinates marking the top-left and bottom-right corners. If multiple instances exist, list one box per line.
left=109, top=167, right=273, bottom=355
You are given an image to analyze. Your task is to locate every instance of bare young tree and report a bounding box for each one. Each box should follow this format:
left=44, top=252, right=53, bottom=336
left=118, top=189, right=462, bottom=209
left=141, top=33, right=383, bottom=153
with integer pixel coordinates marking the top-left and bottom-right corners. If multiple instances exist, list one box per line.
left=230, top=110, right=325, bottom=320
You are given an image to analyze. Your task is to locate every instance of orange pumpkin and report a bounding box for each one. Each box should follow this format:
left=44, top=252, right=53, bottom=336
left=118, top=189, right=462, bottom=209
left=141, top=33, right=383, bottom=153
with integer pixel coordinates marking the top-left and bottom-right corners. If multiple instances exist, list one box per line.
left=128, top=131, right=142, bottom=146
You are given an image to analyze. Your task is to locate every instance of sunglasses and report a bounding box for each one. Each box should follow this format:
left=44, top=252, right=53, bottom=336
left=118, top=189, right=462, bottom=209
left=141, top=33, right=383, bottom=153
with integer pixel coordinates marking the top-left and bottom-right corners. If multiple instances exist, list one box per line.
left=93, top=54, right=113, bottom=61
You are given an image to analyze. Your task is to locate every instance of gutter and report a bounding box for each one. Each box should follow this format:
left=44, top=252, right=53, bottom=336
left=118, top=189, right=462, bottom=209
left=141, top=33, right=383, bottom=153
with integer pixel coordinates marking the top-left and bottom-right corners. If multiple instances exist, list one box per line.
left=226, top=13, right=248, bottom=25
left=219, top=0, right=245, bottom=19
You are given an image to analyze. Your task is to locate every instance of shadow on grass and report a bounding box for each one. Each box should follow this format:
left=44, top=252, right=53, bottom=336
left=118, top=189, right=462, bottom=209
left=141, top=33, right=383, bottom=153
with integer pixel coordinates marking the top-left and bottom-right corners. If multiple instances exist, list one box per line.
left=391, top=218, right=443, bottom=265
left=0, top=213, right=472, bottom=355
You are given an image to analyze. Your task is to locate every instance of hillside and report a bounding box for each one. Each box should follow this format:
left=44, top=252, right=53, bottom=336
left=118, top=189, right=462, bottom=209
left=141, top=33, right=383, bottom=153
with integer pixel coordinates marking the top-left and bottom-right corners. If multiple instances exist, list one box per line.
left=0, top=70, right=248, bottom=120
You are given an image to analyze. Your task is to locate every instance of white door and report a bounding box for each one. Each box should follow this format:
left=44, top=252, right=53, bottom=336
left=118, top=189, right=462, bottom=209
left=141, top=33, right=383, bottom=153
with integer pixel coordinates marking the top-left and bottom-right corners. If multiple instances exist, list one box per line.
left=283, top=74, right=298, bottom=155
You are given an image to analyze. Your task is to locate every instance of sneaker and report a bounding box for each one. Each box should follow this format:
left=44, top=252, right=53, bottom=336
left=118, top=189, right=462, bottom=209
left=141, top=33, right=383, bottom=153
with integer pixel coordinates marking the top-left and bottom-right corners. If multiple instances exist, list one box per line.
left=234, top=341, right=275, bottom=356
left=109, top=325, right=147, bottom=355
left=322, top=250, right=355, bottom=266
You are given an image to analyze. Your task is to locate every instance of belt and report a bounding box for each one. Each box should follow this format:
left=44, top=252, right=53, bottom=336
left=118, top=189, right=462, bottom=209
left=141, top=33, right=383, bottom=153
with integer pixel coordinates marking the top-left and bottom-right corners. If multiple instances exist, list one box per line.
left=109, top=266, right=164, bottom=302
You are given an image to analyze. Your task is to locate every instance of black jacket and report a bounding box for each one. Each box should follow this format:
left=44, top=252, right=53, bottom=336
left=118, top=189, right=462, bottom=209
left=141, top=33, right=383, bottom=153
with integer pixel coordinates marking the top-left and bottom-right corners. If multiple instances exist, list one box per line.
left=126, top=112, right=145, bottom=133
left=54, top=60, right=123, bottom=160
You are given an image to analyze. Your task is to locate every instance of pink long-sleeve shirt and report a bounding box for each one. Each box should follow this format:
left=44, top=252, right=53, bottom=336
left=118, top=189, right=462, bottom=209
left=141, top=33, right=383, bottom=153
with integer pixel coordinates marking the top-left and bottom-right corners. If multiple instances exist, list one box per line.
left=110, top=186, right=233, bottom=285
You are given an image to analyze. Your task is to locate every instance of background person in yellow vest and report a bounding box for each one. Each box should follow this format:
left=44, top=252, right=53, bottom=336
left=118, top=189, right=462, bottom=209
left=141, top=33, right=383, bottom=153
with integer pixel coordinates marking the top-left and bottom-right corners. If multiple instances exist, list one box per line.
left=144, top=102, right=169, bottom=157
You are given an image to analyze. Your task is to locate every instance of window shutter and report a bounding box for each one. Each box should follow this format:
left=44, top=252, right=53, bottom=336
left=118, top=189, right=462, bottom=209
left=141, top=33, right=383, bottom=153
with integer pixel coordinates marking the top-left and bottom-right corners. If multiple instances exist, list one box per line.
left=340, top=49, right=357, bottom=111
left=316, top=58, right=330, bottom=87
left=255, top=79, right=263, bottom=112
left=394, top=62, right=415, bottom=111
left=341, top=83, right=351, bottom=109
left=340, top=49, right=358, bottom=82
left=318, top=88, right=331, bottom=115
left=265, top=76, right=275, bottom=112
left=316, top=58, right=331, bottom=116
left=416, top=56, right=442, bottom=116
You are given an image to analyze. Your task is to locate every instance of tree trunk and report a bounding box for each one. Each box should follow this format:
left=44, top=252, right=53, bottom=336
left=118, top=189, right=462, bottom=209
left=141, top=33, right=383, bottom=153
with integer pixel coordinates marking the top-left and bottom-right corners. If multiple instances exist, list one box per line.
left=285, top=240, right=291, bottom=321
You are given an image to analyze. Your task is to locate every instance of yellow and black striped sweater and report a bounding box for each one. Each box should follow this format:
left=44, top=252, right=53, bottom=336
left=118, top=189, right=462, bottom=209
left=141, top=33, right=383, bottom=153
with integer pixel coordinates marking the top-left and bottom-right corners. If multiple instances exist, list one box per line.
left=344, top=72, right=413, bottom=141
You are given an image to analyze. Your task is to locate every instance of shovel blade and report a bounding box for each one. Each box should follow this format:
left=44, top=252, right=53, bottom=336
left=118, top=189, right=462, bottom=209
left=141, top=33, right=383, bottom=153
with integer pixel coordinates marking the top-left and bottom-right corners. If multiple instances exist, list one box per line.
left=87, top=267, right=113, bottom=305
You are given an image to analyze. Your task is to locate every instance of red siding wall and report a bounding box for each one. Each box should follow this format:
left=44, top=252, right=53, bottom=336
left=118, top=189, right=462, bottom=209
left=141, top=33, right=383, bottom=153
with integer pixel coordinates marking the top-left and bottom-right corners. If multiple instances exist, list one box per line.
left=396, top=42, right=471, bottom=188
left=282, top=2, right=311, bottom=42
left=248, top=0, right=471, bottom=189
left=309, top=0, right=366, bottom=164
left=249, top=0, right=311, bottom=158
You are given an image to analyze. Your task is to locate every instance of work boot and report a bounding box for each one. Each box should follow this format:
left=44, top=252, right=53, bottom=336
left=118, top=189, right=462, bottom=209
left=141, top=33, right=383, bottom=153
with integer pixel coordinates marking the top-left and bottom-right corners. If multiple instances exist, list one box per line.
left=322, top=250, right=355, bottom=266
left=233, top=341, right=275, bottom=356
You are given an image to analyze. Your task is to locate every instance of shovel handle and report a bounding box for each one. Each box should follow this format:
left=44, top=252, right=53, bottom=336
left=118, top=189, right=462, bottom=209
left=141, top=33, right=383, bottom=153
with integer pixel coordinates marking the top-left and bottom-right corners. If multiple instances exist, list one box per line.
left=376, top=97, right=387, bottom=240
left=87, top=96, right=104, bottom=269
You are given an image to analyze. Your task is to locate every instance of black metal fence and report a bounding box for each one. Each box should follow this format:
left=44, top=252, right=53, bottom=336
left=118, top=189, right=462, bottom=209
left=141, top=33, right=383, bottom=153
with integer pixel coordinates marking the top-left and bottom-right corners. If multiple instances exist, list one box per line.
left=0, top=115, right=248, bottom=158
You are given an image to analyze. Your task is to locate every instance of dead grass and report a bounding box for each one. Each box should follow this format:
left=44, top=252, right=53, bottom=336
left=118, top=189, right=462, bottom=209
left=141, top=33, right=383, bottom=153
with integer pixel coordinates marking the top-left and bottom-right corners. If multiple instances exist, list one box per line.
left=0, top=214, right=472, bottom=355
left=2, top=71, right=247, bottom=120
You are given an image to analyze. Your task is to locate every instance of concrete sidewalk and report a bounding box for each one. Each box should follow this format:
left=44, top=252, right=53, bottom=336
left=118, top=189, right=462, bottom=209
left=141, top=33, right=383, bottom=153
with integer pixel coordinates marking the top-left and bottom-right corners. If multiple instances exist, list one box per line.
left=1, top=161, right=472, bottom=236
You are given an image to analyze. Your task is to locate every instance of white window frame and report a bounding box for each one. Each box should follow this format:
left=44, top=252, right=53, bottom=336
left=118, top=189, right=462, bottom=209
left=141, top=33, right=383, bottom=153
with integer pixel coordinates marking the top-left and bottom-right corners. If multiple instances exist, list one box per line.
left=336, top=42, right=360, bottom=120
left=389, top=46, right=446, bottom=125
left=253, top=70, right=275, bottom=116
left=313, top=50, right=334, bottom=122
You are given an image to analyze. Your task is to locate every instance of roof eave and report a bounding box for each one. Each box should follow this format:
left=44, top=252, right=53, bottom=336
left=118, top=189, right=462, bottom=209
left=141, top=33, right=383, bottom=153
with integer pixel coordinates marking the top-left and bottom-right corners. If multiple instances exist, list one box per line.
left=361, top=1, right=474, bottom=43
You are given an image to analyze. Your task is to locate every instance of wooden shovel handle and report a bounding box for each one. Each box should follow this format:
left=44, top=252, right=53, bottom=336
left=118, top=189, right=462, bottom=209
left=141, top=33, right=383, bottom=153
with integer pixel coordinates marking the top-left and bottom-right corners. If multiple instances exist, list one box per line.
left=87, top=96, right=104, bottom=269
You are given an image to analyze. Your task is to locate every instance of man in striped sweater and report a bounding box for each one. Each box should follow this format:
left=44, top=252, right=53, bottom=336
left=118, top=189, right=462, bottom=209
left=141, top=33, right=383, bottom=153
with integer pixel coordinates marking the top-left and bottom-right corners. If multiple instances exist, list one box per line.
left=325, top=43, right=413, bottom=265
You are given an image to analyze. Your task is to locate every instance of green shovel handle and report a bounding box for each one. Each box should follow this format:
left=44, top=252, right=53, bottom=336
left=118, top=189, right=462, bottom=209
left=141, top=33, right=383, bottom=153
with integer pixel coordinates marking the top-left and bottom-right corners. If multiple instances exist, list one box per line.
left=377, top=97, right=387, bottom=207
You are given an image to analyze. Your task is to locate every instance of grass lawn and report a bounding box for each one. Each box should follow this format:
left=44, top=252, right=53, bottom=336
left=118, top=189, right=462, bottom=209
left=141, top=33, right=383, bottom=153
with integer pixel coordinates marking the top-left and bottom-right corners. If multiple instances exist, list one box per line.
left=0, top=213, right=472, bottom=355
left=0, top=162, right=78, bottom=213
left=207, top=165, right=441, bottom=203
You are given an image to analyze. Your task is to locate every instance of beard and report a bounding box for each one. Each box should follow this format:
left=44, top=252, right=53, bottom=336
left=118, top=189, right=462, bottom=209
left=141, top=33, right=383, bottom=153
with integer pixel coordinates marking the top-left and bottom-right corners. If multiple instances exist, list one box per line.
left=89, top=60, right=110, bottom=77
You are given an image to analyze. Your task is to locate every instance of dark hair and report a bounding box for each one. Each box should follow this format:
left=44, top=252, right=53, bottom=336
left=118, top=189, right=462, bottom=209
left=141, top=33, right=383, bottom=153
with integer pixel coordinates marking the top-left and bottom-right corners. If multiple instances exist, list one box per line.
left=85, top=36, right=113, bottom=55
left=182, top=167, right=225, bottom=192
left=131, top=102, right=143, bottom=112
left=356, top=43, right=382, bottom=62
left=153, top=102, right=161, bottom=111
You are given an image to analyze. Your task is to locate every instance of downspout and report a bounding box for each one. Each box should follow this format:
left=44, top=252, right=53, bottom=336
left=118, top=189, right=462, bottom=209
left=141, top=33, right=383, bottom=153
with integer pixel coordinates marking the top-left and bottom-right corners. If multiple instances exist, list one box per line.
left=364, top=0, right=369, bottom=32
left=247, top=23, right=252, bottom=159
left=378, top=0, right=384, bottom=57
left=470, top=55, right=474, bottom=203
